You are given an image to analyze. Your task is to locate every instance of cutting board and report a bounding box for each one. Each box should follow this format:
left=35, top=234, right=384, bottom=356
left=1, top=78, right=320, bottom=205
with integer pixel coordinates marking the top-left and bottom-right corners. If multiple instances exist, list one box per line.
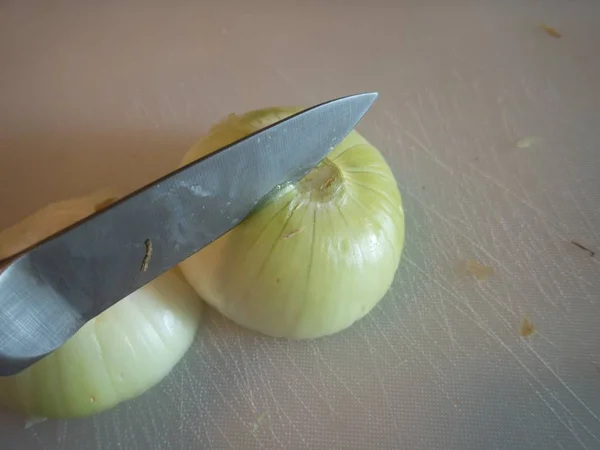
left=1, top=1, right=599, bottom=449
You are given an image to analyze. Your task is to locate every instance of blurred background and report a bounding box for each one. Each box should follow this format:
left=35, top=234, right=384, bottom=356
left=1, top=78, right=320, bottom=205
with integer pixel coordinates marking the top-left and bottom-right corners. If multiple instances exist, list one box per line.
left=1, top=1, right=599, bottom=449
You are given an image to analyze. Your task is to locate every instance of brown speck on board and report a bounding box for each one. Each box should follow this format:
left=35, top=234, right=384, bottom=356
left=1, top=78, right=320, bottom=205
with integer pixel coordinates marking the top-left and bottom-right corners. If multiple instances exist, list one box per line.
left=459, top=259, right=495, bottom=280
left=520, top=317, right=536, bottom=337
left=282, top=227, right=305, bottom=240
left=276, top=277, right=281, bottom=283
left=541, top=24, right=562, bottom=38
left=141, top=239, right=153, bottom=272
left=571, top=241, right=595, bottom=257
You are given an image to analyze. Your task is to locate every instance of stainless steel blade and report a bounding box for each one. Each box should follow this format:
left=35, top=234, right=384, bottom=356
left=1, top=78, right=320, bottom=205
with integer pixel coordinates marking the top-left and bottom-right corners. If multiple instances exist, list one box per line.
left=0, top=92, right=378, bottom=376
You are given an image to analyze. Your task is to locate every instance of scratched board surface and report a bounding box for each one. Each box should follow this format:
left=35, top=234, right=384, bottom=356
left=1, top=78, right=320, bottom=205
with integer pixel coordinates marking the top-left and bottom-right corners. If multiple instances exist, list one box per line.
left=1, top=1, right=599, bottom=449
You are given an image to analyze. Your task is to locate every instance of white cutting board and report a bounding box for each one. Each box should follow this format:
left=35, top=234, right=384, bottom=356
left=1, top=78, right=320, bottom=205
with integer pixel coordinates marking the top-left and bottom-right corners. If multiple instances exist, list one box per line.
left=1, top=1, right=599, bottom=449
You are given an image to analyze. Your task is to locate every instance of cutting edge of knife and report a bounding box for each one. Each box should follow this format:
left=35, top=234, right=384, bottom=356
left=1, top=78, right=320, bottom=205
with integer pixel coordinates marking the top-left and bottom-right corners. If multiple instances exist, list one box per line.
left=0, top=91, right=379, bottom=268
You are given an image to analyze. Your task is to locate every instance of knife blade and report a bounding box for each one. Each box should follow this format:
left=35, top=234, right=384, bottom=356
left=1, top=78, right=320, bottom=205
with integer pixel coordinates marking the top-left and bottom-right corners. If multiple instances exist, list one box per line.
left=0, top=92, right=378, bottom=376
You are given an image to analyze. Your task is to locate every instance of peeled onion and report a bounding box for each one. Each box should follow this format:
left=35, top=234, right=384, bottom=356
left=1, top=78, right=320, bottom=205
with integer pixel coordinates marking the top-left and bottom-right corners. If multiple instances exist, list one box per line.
left=179, top=107, right=404, bottom=339
left=0, top=189, right=203, bottom=418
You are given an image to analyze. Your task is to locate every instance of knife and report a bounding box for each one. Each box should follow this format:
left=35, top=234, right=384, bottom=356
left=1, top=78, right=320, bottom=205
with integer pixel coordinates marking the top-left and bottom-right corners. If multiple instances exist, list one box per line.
left=0, top=92, right=378, bottom=376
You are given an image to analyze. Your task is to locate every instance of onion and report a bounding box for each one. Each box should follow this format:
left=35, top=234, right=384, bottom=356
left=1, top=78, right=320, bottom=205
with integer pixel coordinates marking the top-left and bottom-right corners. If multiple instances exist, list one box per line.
left=179, top=107, right=404, bottom=339
left=0, top=189, right=203, bottom=418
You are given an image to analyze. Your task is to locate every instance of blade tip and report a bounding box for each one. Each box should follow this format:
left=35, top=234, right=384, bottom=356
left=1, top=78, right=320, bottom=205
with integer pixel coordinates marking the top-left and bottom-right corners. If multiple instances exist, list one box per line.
left=353, top=91, right=379, bottom=109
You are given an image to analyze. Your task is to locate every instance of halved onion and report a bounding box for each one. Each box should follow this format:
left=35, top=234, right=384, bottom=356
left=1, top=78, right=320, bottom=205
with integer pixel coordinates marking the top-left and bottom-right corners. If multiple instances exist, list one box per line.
left=0, top=189, right=203, bottom=418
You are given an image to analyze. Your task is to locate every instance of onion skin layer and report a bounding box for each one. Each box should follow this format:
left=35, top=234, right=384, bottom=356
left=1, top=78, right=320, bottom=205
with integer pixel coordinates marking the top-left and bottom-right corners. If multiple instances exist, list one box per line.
left=179, top=107, right=405, bottom=340
left=0, top=189, right=203, bottom=419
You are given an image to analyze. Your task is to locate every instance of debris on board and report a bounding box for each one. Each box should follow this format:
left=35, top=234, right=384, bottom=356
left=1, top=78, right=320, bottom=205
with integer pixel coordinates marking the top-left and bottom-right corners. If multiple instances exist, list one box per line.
left=541, top=25, right=562, bottom=38
left=515, top=136, right=541, bottom=149
left=249, top=412, right=267, bottom=433
left=458, top=259, right=495, bottom=280
left=520, top=316, right=536, bottom=337
left=571, top=241, right=595, bottom=258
